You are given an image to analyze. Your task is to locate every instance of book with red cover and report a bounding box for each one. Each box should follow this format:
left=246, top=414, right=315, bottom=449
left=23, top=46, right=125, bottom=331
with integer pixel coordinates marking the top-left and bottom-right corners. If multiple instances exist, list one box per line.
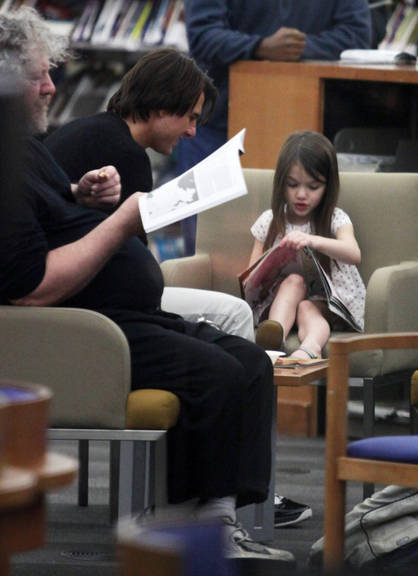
left=238, top=245, right=362, bottom=332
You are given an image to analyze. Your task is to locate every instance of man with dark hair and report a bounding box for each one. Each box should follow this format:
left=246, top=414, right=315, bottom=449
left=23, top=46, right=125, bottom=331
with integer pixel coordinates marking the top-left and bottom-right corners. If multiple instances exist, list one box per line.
left=107, top=47, right=216, bottom=124
left=45, top=48, right=254, bottom=340
left=46, top=48, right=216, bottom=209
left=0, top=7, right=294, bottom=563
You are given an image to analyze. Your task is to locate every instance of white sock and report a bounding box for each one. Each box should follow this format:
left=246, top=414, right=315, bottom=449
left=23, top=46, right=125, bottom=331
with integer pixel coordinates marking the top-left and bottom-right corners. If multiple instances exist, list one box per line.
left=196, top=496, right=237, bottom=523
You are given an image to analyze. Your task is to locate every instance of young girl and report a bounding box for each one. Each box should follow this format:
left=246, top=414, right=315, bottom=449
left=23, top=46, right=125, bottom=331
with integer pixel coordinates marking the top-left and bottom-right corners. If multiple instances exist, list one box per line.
left=249, top=131, right=366, bottom=359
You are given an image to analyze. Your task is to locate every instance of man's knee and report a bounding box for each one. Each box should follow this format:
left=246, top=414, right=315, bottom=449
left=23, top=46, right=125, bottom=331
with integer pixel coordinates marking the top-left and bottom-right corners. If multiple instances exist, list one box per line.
left=161, top=287, right=255, bottom=340
left=226, top=297, right=255, bottom=341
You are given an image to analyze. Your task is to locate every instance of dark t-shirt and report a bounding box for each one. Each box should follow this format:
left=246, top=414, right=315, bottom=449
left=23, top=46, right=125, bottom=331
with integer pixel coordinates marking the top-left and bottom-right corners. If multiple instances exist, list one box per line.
left=44, top=112, right=153, bottom=201
left=0, top=137, right=163, bottom=311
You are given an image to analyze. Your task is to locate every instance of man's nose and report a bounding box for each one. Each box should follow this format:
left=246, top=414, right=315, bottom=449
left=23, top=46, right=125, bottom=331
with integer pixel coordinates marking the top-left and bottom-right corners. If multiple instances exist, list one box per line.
left=41, top=73, right=56, bottom=95
left=185, top=122, right=197, bottom=138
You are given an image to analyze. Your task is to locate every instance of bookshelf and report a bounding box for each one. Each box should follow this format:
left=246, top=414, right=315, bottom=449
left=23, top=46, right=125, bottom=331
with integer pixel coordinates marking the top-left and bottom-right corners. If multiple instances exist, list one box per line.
left=0, top=0, right=188, bottom=259
left=378, top=0, right=418, bottom=54
left=71, top=0, right=187, bottom=53
left=0, top=1, right=188, bottom=128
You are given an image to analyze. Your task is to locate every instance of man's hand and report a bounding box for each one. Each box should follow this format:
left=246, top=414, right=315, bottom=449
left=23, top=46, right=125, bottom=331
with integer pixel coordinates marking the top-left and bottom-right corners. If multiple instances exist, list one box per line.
left=73, top=166, right=121, bottom=208
left=255, top=27, right=306, bottom=62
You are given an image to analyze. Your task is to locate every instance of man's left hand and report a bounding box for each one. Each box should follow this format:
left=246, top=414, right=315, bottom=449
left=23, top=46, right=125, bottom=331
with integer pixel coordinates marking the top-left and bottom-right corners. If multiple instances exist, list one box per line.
left=73, top=166, right=121, bottom=208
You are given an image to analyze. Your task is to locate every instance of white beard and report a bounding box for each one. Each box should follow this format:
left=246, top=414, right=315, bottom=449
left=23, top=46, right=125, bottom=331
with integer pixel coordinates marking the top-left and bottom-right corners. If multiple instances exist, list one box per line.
left=27, top=98, right=50, bottom=134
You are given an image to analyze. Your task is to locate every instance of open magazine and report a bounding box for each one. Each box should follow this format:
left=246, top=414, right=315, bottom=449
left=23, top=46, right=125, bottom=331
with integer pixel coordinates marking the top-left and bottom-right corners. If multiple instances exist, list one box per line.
left=238, top=244, right=362, bottom=332
left=275, top=356, right=328, bottom=369
left=139, top=129, right=247, bottom=233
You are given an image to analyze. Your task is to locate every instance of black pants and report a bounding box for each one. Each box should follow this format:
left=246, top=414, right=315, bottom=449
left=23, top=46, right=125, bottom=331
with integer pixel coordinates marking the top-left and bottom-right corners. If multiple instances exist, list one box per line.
left=105, top=308, right=274, bottom=508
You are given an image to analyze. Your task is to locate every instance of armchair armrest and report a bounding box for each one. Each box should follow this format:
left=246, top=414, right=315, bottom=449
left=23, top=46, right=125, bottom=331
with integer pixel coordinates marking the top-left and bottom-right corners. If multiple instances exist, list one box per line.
left=160, top=253, right=212, bottom=289
left=364, top=261, right=418, bottom=375
left=365, top=261, right=418, bottom=333
left=0, top=306, right=131, bottom=429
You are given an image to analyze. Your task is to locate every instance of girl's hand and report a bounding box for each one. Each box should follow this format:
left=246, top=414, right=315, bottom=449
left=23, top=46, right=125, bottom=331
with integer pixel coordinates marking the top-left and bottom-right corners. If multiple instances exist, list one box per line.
left=279, top=230, right=314, bottom=251
left=74, top=166, right=121, bottom=208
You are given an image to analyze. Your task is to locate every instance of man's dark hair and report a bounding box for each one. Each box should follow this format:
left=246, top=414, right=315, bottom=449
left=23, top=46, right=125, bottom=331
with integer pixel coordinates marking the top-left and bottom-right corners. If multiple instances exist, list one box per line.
left=107, top=48, right=216, bottom=124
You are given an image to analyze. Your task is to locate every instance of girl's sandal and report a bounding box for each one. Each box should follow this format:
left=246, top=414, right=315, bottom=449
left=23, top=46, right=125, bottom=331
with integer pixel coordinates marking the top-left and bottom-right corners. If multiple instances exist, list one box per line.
left=293, top=346, right=320, bottom=360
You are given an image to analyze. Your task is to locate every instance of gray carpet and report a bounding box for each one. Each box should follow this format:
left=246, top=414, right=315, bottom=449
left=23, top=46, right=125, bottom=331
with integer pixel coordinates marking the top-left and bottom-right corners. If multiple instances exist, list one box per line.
left=10, top=434, right=368, bottom=575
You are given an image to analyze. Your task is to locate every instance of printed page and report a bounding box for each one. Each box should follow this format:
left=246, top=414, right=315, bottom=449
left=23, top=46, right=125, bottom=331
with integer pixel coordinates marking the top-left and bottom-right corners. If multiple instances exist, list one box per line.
left=139, top=129, right=247, bottom=233
left=304, top=247, right=362, bottom=332
left=239, top=244, right=299, bottom=310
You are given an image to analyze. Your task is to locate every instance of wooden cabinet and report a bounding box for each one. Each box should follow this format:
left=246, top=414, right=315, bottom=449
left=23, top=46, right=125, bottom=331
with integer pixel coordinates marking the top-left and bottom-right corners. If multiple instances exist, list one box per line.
left=229, top=60, right=418, bottom=168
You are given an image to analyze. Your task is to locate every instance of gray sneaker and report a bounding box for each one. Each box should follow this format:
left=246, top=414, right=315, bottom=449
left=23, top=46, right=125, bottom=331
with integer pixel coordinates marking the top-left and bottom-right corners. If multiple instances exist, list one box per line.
left=223, top=517, right=296, bottom=563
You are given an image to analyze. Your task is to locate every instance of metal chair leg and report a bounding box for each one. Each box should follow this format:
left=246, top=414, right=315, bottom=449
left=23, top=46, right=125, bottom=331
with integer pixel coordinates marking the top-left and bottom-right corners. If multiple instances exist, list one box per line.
left=362, top=377, right=375, bottom=499
left=78, top=439, right=89, bottom=507
left=110, top=440, right=121, bottom=523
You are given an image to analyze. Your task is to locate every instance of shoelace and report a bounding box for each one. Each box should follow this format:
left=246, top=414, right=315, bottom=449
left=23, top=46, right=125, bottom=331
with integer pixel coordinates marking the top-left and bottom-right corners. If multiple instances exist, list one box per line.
left=225, top=519, right=275, bottom=554
left=229, top=521, right=251, bottom=544
left=274, top=494, right=284, bottom=505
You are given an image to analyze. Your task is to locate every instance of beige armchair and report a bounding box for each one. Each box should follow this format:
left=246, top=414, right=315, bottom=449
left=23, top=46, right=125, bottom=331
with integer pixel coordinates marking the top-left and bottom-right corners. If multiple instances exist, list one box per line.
left=161, top=170, right=418, bottom=439
left=0, top=306, right=274, bottom=540
left=0, top=306, right=180, bottom=521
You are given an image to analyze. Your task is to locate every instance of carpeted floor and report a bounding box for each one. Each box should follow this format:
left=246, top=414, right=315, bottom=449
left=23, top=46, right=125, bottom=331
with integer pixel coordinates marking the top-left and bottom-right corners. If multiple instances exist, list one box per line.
left=10, top=434, right=368, bottom=575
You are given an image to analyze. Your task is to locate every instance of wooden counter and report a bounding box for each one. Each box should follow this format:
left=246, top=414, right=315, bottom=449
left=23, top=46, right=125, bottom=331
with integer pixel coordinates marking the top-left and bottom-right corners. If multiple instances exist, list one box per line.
left=229, top=60, right=418, bottom=168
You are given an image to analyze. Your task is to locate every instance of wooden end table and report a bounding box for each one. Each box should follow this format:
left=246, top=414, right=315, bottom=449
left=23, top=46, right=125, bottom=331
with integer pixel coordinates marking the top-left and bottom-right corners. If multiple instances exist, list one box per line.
left=274, top=361, right=328, bottom=437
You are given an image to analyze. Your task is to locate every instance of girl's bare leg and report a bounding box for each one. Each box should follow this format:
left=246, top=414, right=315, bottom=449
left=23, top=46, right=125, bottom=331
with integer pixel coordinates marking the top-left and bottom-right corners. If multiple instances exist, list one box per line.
left=268, top=274, right=307, bottom=339
left=292, top=300, right=330, bottom=359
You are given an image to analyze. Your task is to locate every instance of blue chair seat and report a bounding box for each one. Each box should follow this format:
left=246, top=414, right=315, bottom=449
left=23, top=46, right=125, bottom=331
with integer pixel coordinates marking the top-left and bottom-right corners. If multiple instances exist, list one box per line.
left=348, top=436, right=418, bottom=463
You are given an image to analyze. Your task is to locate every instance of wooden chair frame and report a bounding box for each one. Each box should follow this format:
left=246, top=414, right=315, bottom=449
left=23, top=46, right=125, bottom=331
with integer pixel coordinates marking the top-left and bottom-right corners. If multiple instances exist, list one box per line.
left=324, top=332, right=418, bottom=571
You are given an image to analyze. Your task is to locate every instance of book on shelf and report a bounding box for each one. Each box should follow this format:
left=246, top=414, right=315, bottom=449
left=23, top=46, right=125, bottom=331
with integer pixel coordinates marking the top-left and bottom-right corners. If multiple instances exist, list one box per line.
left=378, top=4, right=418, bottom=53
left=71, top=0, right=101, bottom=43
left=238, top=244, right=362, bottom=332
left=128, top=0, right=152, bottom=42
left=164, top=0, right=187, bottom=50
left=143, top=0, right=171, bottom=45
left=161, top=0, right=177, bottom=40
left=90, top=0, right=126, bottom=45
left=138, top=129, right=247, bottom=233
left=112, top=0, right=145, bottom=46
left=108, top=0, right=133, bottom=42
left=111, top=0, right=141, bottom=45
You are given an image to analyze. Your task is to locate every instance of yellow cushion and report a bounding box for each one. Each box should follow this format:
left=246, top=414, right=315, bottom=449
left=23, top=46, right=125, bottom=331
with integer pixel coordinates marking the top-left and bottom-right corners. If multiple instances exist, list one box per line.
left=125, top=389, right=180, bottom=430
left=411, top=370, right=418, bottom=408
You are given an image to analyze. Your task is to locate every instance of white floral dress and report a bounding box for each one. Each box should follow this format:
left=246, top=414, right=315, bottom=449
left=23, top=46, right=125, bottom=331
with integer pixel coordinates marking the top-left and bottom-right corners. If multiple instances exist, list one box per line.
left=250, top=207, right=366, bottom=330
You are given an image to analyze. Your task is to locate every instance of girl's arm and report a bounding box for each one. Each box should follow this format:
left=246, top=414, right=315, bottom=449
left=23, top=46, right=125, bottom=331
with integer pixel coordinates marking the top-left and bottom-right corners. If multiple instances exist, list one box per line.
left=279, top=223, right=361, bottom=265
left=248, top=238, right=265, bottom=267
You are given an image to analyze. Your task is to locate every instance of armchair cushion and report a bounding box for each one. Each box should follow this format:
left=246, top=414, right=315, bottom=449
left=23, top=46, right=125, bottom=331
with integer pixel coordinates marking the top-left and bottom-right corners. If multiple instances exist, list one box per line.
left=347, top=436, right=418, bottom=464
left=126, top=389, right=180, bottom=430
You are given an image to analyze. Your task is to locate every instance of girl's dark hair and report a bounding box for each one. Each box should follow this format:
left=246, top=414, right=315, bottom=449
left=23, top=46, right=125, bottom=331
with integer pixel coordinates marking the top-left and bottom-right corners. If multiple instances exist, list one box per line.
left=107, top=48, right=216, bottom=123
left=264, top=130, right=340, bottom=271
